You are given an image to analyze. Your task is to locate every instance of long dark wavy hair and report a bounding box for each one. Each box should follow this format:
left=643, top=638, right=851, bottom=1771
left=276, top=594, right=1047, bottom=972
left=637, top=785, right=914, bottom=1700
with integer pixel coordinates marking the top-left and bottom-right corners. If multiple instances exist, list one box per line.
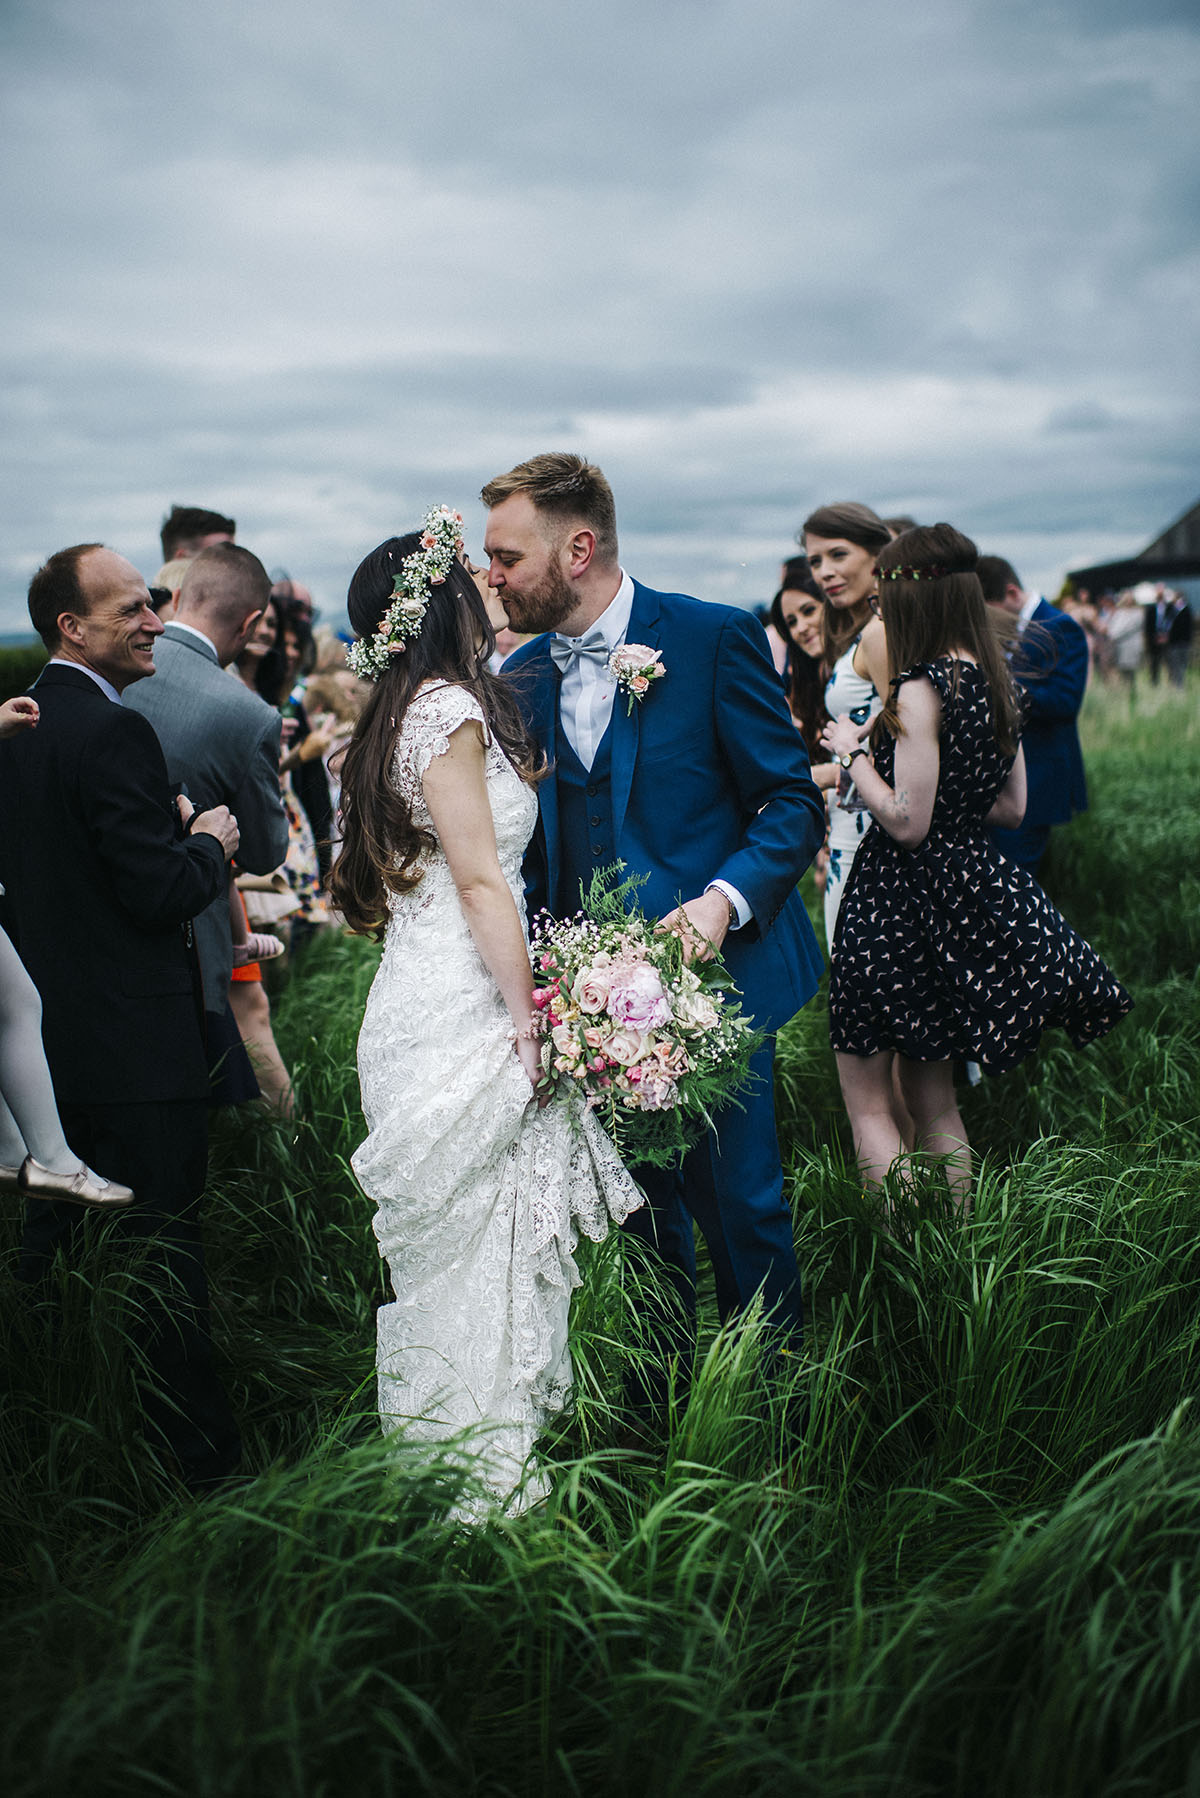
left=800, top=501, right=892, bottom=667
left=330, top=533, right=544, bottom=941
left=768, top=576, right=829, bottom=760
left=237, top=594, right=289, bottom=705
left=872, top=523, right=1021, bottom=755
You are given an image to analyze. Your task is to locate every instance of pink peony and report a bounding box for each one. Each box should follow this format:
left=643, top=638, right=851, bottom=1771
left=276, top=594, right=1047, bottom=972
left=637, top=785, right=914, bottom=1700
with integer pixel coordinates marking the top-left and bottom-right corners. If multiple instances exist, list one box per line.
left=608, top=964, right=672, bottom=1033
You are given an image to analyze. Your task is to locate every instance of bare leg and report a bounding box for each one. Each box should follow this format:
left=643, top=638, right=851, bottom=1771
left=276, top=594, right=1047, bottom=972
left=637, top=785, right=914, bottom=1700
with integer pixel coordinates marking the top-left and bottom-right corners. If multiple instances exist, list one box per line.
left=0, top=925, right=78, bottom=1174
left=890, top=1057, right=917, bottom=1150
left=835, top=1050, right=905, bottom=1189
left=228, top=980, right=294, bottom=1119
left=229, top=875, right=248, bottom=950
left=897, top=1057, right=971, bottom=1211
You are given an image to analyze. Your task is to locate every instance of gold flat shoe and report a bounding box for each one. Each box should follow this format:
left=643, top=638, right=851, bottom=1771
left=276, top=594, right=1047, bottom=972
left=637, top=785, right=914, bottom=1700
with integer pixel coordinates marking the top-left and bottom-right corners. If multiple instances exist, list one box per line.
left=0, top=1162, right=23, bottom=1194
left=19, top=1157, right=135, bottom=1209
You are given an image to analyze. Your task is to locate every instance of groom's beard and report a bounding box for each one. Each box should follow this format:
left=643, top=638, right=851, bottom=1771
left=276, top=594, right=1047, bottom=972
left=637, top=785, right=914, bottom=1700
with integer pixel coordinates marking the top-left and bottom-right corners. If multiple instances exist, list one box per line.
left=501, top=561, right=575, bottom=636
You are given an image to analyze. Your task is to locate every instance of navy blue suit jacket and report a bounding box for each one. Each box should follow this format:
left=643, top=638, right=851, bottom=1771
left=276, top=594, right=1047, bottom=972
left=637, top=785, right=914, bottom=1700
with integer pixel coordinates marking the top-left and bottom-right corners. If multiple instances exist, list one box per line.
left=1012, top=598, right=1088, bottom=828
left=504, top=581, right=826, bottom=1035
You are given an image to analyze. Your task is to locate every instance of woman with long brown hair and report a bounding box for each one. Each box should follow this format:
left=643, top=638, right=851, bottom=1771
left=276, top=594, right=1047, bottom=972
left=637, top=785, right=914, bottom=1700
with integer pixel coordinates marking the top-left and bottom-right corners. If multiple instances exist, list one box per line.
left=800, top=502, right=893, bottom=949
left=333, top=509, right=640, bottom=1518
left=821, top=524, right=1131, bottom=1206
left=769, top=568, right=830, bottom=759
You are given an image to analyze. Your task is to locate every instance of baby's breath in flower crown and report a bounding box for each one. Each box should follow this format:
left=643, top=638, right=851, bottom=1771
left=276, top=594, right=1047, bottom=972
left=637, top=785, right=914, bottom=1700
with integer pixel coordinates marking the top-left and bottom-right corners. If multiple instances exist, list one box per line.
left=346, top=505, right=465, bottom=681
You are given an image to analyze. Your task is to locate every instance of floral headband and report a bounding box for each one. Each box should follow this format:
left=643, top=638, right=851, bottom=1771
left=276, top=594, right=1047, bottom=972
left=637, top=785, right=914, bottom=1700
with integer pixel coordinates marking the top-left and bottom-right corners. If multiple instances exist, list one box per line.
left=877, top=562, right=972, bottom=583
left=346, top=505, right=465, bottom=680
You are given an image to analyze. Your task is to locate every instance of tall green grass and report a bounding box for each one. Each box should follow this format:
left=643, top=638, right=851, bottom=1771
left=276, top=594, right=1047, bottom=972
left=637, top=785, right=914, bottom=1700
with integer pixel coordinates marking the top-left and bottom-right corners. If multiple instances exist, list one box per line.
left=1, top=677, right=1197, bottom=1795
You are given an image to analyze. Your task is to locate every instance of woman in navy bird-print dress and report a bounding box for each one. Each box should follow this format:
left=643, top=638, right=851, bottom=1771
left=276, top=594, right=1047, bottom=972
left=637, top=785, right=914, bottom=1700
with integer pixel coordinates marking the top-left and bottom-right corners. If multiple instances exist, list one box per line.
left=822, top=522, right=1131, bottom=1206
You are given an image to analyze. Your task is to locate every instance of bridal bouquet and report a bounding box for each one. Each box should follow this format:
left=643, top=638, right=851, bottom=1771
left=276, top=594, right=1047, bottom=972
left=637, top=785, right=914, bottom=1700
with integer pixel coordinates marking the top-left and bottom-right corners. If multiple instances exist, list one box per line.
left=529, top=870, right=760, bottom=1168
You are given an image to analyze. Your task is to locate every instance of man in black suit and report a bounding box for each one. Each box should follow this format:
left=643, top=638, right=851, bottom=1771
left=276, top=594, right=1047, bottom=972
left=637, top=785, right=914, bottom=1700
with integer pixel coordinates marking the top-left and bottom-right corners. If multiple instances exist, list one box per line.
left=1144, top=585, right=1193, bottom=688
left=0, top=543, right=243, bottom=1488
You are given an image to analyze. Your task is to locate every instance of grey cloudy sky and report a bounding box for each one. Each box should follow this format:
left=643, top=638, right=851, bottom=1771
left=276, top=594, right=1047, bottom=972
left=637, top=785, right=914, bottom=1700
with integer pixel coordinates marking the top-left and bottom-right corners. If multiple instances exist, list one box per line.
left=1, top=0, right=1197, bottom=631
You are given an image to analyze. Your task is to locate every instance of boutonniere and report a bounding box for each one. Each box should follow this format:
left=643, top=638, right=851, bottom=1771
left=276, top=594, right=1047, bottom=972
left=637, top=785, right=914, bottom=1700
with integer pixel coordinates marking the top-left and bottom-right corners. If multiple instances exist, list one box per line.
left=609, top=644, right=666, bottom=714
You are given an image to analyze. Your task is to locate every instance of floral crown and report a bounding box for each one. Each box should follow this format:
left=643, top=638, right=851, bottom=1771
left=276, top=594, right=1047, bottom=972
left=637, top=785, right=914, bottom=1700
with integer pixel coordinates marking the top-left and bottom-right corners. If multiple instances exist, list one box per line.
left=878, top=562, right=972, bottom=583
left=346, top=505, right=465, bottom=680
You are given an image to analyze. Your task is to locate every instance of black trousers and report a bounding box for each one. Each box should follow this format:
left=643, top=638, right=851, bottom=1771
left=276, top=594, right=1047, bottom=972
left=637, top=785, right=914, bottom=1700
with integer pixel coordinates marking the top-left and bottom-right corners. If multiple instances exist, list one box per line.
left=18, top=1098, right=241, bottom=1486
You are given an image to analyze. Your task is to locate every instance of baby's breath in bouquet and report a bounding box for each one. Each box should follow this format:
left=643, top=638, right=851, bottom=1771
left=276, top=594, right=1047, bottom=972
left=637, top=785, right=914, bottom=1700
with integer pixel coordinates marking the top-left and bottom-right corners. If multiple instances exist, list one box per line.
left=530, top=869, right=761, bottom=1168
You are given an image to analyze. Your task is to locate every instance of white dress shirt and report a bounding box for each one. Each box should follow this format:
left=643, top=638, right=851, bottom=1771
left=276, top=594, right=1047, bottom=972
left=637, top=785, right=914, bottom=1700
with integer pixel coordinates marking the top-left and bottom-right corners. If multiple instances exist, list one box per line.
left=553, top=573, right=750, bottom=931
left=554, top=570, right=634, bottom=768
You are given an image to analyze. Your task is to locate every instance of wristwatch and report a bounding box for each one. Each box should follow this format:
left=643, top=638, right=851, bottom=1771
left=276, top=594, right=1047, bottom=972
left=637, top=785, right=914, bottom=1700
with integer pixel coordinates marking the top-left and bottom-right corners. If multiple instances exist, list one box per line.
left=838, top=747, right=867, bottom=770
left=704, top=884, right=737, bottom=929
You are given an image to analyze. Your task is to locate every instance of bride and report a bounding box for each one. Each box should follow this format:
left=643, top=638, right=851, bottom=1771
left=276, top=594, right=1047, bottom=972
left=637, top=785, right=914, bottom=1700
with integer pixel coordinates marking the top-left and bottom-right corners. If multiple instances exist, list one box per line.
left=331, top=508, right=642, bottom=1514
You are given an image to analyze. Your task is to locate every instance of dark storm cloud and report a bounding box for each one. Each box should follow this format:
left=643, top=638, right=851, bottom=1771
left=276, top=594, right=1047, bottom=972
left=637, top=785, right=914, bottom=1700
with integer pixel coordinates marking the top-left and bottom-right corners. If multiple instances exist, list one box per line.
left=1, top=0, right=1197, bottom=624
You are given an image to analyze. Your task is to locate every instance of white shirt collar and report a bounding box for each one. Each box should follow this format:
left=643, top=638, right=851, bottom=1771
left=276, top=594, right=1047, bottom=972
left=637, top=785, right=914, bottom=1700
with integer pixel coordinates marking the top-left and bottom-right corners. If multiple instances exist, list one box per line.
left=1018, top=590, right=1041, bottom=627
left=48, top=656, right=123, bottom=705
left=556, top=569, right=635, bottom=650
left=168, top=620, right=219, bottom=659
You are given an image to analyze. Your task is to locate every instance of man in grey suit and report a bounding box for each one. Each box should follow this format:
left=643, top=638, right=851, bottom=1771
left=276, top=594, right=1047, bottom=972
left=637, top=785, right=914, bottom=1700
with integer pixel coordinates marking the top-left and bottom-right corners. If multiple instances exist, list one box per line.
left=126, top=544, right=289, bottom=1095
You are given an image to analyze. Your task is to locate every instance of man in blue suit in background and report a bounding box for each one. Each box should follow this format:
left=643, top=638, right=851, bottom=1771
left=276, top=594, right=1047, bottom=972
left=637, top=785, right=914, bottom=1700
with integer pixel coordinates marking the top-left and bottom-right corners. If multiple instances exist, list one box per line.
left=979, top=554, right=1088, bottom=878
left=484, top=453, right=825, bottom=1422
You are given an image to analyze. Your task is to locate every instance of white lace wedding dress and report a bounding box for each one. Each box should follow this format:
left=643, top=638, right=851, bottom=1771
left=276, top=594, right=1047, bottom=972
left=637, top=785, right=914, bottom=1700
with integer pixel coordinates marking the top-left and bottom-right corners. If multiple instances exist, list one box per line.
left=351, top=681, right=642, bottom=1515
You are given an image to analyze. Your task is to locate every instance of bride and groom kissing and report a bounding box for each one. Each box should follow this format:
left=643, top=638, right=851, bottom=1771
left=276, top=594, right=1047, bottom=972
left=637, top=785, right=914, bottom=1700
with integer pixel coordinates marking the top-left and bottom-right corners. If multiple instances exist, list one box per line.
left=338, top=452, right=826, bottom=1516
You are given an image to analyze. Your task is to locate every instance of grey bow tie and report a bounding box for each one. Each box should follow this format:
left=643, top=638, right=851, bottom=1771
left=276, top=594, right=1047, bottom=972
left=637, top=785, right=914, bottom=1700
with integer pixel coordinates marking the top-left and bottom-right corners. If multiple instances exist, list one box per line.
left=549, top=629, right=611, bottom=673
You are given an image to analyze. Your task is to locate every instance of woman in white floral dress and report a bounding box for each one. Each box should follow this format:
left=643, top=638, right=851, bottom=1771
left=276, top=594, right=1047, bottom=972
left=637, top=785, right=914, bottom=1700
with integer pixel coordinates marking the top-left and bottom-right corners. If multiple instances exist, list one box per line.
left=331, top=513, right=641, bottom=1515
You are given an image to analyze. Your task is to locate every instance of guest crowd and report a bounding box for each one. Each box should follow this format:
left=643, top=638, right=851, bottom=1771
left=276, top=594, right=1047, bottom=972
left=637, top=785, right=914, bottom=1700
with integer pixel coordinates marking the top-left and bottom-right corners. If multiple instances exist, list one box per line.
left=0, top=507, right=369, bottom=1489
left=0, top=482, right=1180, bottom=1492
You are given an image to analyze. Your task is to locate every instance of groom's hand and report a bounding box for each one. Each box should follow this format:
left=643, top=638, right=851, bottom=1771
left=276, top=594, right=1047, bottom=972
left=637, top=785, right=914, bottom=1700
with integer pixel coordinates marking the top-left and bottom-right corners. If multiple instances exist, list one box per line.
left=658, top=890, right=731, bottom=962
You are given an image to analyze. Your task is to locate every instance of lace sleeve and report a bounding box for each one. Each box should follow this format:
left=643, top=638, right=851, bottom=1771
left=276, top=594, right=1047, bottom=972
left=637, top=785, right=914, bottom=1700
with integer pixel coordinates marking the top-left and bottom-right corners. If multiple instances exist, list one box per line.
left=392, top=683, right=489, bottom=808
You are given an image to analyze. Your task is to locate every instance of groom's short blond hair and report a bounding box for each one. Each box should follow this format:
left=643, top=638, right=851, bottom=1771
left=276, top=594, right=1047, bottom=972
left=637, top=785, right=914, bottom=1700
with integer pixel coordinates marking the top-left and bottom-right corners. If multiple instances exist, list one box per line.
left=480, top=453, right=618, bottom=564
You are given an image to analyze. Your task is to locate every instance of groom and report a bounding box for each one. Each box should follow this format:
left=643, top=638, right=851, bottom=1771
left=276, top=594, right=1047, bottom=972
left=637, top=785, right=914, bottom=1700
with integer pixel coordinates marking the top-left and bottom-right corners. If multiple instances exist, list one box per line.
left=484, top=453, right=825, bottom=1415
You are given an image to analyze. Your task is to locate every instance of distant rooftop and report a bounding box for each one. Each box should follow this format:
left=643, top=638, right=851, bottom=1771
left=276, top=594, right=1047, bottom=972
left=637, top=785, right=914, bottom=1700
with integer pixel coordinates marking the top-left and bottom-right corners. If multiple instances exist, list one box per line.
left=1070, top=495, right=1200, bottom=592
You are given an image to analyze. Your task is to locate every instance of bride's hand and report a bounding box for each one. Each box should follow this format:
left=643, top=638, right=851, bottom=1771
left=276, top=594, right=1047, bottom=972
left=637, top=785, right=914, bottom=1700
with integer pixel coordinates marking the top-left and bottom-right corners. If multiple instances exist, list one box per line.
left=516, top=1033, right=550, bottom=1107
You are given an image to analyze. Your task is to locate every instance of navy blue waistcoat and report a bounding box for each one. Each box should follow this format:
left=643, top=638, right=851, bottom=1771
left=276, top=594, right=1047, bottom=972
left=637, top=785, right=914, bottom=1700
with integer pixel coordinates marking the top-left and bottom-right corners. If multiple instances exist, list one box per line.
left=555, top=723, right=615, bottom=916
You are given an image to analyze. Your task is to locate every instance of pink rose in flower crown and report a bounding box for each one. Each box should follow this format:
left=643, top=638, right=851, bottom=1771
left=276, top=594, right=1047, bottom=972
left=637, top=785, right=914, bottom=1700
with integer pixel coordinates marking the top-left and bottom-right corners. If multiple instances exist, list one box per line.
left=608, top=964, right=672, bottom=1033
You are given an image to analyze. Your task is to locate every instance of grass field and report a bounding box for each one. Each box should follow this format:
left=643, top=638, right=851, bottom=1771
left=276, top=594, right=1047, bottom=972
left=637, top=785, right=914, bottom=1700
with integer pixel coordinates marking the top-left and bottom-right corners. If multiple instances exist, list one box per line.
left=2, top=677, right=1198, bottom=1796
